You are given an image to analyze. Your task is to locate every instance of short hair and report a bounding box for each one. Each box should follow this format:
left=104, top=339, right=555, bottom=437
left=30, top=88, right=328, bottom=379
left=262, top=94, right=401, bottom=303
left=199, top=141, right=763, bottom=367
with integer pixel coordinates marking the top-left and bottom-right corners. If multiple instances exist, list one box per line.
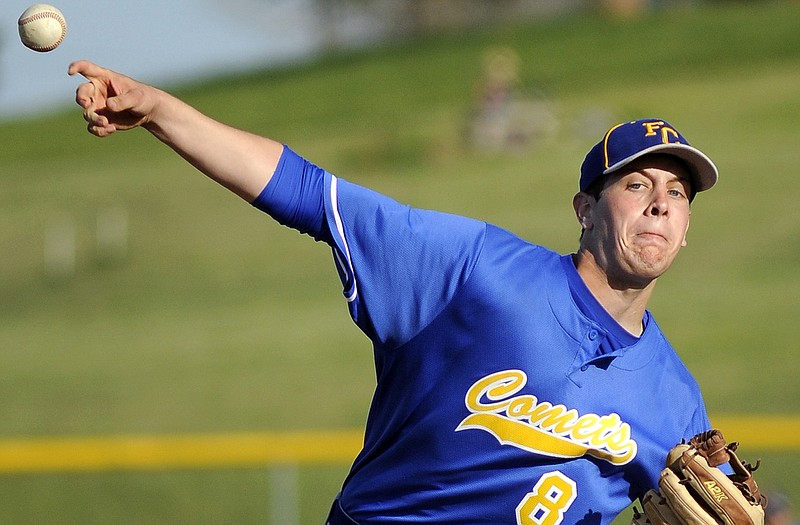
left=583, top=173, right=609, bottom=201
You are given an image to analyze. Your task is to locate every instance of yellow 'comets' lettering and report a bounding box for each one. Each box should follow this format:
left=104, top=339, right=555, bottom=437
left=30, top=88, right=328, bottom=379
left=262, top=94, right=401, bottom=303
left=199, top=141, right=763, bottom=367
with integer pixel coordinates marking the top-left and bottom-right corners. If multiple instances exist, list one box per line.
left=456, top=370, right=637, bottom=465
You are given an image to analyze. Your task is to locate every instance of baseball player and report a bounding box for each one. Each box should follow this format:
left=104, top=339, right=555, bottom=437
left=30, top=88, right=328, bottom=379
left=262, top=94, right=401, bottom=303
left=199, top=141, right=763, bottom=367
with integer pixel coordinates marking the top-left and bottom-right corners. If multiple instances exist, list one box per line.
left=69, top=61, right=720, bottom=525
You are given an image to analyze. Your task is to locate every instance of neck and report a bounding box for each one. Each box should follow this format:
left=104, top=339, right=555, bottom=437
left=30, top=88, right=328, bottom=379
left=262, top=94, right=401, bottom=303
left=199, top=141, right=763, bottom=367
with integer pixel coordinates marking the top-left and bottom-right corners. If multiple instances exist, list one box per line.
left=572, top=250, right=656, bottom=336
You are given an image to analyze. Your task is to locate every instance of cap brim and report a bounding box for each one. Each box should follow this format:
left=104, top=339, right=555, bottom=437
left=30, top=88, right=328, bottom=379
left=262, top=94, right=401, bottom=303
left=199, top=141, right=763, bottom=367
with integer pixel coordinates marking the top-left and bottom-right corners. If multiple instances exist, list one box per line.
left=604, top=143, right=719, bottom=193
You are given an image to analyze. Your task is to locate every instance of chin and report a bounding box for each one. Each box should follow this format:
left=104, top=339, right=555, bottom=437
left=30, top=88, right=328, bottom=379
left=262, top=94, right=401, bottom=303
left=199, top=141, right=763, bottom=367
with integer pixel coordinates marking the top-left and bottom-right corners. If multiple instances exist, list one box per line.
left=634, top=258, right=674, bottom=280
left=629, top=251, right=677, bottom=280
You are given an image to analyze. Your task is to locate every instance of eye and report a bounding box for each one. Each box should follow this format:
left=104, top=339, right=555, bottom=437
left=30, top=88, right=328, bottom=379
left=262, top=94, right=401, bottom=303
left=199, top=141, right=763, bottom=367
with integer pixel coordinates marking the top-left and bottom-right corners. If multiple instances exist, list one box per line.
left=668, top=187, right=688, bottom=199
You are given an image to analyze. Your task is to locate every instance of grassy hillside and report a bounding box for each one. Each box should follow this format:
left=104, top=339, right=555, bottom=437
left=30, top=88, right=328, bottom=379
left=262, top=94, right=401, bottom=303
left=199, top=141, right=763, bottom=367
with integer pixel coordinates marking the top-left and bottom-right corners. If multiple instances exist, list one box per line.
left=0, top=2, right=798, bottom=523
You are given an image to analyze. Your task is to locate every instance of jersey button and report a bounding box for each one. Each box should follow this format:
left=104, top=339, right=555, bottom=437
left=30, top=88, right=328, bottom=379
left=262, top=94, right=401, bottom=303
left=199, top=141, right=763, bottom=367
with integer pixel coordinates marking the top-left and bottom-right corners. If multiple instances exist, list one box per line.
left=588, top=329, right=598, bottom=341
left=580, top=364, right=589, bottom=372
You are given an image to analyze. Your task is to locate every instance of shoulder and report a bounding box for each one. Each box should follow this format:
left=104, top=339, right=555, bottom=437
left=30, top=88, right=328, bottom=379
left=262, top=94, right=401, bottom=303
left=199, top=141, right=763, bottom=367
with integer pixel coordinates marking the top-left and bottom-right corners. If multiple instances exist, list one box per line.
left=483, top=224, right=560, bottom=258
left=478, top=225, right=566, bottom=277
left=633, top=318, right=704, bottom=394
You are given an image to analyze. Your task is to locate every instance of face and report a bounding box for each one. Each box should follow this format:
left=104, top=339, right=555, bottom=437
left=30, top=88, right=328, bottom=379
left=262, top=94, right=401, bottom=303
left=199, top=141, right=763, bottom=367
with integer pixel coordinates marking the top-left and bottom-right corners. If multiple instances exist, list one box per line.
left=574, top=155, right=693, bottom=288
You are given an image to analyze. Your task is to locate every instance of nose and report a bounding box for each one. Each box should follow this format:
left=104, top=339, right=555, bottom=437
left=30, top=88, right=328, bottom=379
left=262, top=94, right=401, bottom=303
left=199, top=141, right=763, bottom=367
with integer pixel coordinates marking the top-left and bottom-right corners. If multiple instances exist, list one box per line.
left=646, top=188, right=669, bottom=217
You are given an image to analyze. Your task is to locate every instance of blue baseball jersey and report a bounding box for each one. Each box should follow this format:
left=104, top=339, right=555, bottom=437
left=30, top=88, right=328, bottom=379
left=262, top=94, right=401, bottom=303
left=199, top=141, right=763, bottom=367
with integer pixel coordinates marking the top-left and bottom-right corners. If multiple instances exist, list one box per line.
left=253, top=146, right=713, bottom=525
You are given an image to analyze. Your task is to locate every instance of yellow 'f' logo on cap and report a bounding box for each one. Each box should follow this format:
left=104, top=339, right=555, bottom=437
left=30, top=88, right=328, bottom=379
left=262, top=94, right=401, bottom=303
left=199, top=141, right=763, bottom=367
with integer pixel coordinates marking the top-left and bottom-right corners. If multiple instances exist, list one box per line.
left=642, top=121, right=680, bottom=143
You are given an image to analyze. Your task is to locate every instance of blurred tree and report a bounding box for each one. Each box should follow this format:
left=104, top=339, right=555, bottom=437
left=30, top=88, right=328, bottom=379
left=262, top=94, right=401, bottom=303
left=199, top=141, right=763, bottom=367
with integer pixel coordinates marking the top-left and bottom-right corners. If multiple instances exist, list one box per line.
left=310, top=0, right=585, bottom=50
left=226, top=0, right=587, bottom=55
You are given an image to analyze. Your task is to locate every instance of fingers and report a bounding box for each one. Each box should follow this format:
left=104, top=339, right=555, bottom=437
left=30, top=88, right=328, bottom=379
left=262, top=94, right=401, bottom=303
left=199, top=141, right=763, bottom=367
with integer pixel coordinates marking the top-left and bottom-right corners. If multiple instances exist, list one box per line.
left=68, top=60, right=108, bottom=81
left=69, top=61, right=120, bottom=136
left=74, top=80, right=96, bottom=109
left=84, top=109, right=115, bottom=137
left=69, top=61, right=154, bottom=136
left=106, top=89, right=137, bottom=113
left=71, top=61, right=106, bottom=115
left=72, top=80, right=110, bottom=135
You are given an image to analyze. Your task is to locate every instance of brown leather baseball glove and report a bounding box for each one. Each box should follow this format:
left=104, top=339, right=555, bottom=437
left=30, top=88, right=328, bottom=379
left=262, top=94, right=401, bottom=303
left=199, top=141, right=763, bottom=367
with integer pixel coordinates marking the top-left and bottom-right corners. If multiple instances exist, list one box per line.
left=631, top=429, right=767, bottom=525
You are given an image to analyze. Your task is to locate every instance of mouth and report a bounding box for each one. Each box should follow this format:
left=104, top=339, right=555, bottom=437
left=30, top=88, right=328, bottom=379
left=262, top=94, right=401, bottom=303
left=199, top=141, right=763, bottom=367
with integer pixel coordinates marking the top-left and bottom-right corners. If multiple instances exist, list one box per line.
left=636, top=232, right=668, bottom=244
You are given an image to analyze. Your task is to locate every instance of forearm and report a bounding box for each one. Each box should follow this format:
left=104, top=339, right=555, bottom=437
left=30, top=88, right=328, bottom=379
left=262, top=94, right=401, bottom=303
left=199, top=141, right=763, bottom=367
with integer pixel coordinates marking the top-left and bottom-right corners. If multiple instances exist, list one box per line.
left=70, top=60, right=285, bottom=202
left=143, top=88, right=284, bottom=202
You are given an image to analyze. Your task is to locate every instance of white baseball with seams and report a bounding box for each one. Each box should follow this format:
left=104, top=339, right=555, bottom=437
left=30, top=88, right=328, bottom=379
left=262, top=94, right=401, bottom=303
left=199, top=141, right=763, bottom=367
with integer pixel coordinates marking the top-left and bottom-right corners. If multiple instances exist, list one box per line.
left=18, top=4, right=67, bottom=52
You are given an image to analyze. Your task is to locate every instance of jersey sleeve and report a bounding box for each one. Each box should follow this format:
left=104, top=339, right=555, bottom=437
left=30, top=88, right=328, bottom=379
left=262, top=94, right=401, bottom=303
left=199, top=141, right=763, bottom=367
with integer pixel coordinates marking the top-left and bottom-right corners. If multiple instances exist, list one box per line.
left=323, top=175, right=486, bottom=348
left=251, top=146, right=487, bottom=349
left=687, top=403, right=713, bottom=438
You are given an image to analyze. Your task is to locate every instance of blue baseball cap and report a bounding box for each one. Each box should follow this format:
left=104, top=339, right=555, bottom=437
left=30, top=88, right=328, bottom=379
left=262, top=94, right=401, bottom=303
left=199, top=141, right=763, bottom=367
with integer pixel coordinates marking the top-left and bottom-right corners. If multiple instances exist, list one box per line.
left=580, top=118, right=719, bottom=196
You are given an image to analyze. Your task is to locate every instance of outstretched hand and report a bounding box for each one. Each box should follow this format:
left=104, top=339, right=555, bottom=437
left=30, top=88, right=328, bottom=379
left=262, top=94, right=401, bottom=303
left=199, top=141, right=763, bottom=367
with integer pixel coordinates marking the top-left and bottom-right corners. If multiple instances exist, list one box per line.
left=68, top=60, right=158, bottom=137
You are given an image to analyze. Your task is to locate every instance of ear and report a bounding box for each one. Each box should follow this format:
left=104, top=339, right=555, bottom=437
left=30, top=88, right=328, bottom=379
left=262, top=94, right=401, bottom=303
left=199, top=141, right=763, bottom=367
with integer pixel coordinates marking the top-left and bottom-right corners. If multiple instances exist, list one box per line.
left=572, top=192, right=594, bottom=231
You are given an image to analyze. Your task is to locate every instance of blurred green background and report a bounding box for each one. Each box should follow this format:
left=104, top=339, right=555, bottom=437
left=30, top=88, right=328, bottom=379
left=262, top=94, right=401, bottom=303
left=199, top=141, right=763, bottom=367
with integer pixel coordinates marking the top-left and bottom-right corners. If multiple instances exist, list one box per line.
left=1, top=2, right=798, bottom=523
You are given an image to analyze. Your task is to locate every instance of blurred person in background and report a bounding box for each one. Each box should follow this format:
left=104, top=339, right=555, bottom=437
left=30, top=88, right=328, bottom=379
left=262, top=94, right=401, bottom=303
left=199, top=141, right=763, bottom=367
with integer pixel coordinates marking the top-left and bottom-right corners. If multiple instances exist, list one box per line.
left=766, top=493, right=799, bottom=525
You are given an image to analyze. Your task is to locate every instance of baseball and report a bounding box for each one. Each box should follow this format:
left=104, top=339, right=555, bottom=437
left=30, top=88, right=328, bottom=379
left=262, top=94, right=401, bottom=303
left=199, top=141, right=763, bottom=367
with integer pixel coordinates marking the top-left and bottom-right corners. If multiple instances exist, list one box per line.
left=18, top=4, right=67, bottom=52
